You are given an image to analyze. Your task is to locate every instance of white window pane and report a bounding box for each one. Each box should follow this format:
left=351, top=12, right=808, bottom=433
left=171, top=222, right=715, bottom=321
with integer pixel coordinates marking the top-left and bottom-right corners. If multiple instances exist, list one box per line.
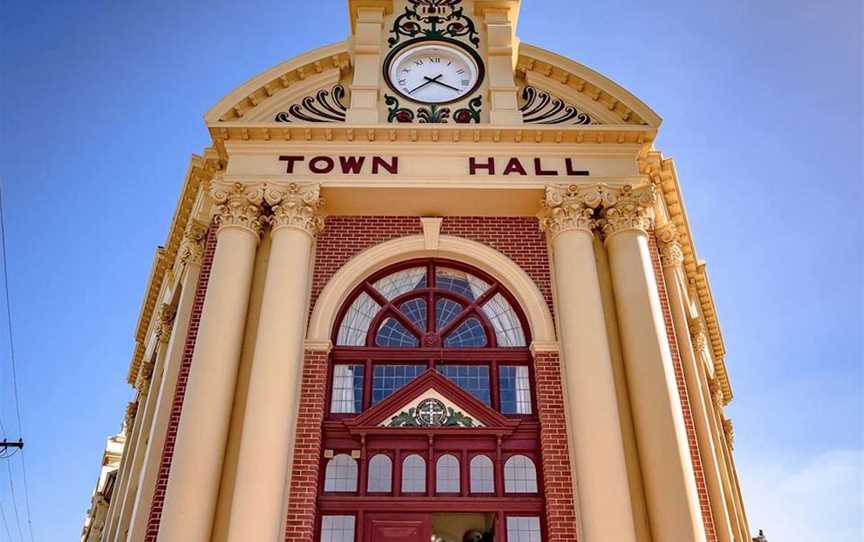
left=504, top=455, right=538, bottom=493
left=330, top=365, right=363, bottom=414
left=515, top=365, right=532, bottom=414
left=481, top=293, right=526, bottom=347
left=324, top=454, right=358, bottom=492
left=367, top=454, right=392, bottom=493
left=321, top=515, right=356, bottom=542
left=469, top=455, right=494, bottom=493
left=436, top=267, right=490, bottom=300
left=436, top=454, right=460, bottom=493
left=373, top=268, right=426, bottom=300
left=337, top=293, right=380, bottom=346
left=401, top=454, right=426, bottom=493
left=506, top=516, right=542, bottom=542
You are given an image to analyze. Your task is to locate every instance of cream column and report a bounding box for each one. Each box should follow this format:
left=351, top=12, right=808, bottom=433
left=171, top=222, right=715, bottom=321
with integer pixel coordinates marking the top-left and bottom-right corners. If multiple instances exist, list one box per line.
left=657, top=224, right=735, bottom=542
left=127, top=221, right=207, bottom=542
left=540, top=185, right=638, bottom=542
left=158, top=182, right=265, bottom=542
left=226, top=183, right=323, bottom=542
left=602, top=185, right=706, bottom=542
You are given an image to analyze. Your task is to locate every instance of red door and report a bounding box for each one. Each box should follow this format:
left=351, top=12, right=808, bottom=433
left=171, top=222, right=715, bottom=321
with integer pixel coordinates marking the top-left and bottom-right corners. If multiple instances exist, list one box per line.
left=364, top=514, right=431, bottom=542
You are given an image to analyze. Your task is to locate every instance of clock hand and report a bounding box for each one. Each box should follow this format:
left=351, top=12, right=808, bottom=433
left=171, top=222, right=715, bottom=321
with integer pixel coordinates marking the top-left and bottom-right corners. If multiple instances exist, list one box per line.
left=408, top=74, right=443, bottom=94
left=427, top=78, right=461, bottom=92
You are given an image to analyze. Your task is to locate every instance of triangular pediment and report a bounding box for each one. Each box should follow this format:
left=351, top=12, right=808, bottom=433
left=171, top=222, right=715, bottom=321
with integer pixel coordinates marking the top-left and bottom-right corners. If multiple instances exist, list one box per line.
left=345, top=369, right=519, bottom=434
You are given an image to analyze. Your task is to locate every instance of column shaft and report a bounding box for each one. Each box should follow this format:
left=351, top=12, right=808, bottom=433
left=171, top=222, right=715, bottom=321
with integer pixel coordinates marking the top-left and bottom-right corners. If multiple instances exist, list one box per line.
left=602, top=185, right=706, bottom=542
left=158, top=185, right=263, bottom=542
left=658, top=226, right=734, bottom=542
left=127, top=250, right=203, bottom=542
left=542, top=186, right=638, bottom=542
left=226, top=184, right=322, bottom=542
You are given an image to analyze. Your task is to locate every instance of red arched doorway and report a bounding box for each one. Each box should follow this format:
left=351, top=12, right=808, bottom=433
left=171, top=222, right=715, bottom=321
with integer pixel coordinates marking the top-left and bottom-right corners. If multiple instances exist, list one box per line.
left=317, top=259, right=546, bottom=542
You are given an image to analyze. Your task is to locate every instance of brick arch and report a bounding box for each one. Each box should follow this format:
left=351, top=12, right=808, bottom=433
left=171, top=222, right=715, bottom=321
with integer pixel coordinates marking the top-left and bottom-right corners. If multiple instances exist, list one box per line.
left=307, top=233, right=556, bottom=348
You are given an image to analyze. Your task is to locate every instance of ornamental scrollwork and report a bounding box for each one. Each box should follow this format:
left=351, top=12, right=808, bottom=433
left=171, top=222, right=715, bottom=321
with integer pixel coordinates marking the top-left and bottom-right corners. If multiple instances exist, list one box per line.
left=519, top=86, right=595, bottom=125
left=274, top=84, right=347, bottom=123
left=385, top=93, right=482, bottom=124
left=156, top=303, right=177, bottom=344
left=389, top=0, right=480, bottom=48
left=178, top=220, right=209, bottom=267
left=388, top=399, right=476, bottom=428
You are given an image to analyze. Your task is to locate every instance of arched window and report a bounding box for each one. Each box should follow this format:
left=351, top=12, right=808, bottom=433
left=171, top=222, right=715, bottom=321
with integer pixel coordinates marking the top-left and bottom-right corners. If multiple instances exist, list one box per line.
left=324, top=454, right=358, bottom=492
left=504, top=455, right=538, bottom=494
left=436, top=454, right=461, bottom=493
left=469, top=455, right=495, bottom=494
left=367, top=454, right=392, bottom=493
left=330, top=260, right=533, bottom=416
left=401, top=454, right=426, bottom=493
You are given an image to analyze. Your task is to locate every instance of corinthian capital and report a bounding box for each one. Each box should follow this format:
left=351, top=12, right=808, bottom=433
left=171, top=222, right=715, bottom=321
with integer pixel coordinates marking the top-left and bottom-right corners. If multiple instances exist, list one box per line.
left=210, top=181, right=266, bottom=236
left=178, top=219, right=209, bottom=267
left=539, top=184, right=612, bottom=239
left=156, top=303, right=177, bottom=344
left=722, top=418, right=735, bottom=449
left=600, top=184, right=656, bottom=239
left=265, top=183, right=324, bottom=236
left=656, top=222, right=685, bottom=268
left=688, top=316, right=709, bottom=355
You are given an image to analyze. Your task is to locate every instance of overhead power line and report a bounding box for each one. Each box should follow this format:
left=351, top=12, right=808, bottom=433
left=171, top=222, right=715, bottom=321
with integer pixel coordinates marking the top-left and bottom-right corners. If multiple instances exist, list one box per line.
left=0, top=180, right=34, bottom=542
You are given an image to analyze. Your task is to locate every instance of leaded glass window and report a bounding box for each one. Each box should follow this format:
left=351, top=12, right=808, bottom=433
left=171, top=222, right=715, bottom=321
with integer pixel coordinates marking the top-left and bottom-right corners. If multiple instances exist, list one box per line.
left=336, top=292, right=380, bottom=346
left=367, top=454, right=392, bottom=493
left=324, top=454, right=358, bottom=492
left=372, top=364, right=425, bottom=403
left=470, top=455, right=495, bottom=493
left=504, top=455, right=538, bottom=493
left=499, top=365, right=532, bottom=414
left=506, top=517, right=542, bottom=542
left=321, top=516, right=356, bottom=542
left=375, top=318, right=419, bottom=347
left=401, top=454, right=426, bottom=493
left=330, top=364, right=364, bottom=414
left=437, top=365, right=491, bottom=404
left=436, top=454, right=461, bottom=493
left=482, top=293, right=527, bottom=347
left=442, top=318, right=487, bottom=348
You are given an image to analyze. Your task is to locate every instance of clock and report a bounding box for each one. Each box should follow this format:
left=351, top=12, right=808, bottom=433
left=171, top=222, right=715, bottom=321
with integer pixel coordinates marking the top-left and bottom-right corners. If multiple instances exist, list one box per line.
left=384, top=40, right=484, bottom=105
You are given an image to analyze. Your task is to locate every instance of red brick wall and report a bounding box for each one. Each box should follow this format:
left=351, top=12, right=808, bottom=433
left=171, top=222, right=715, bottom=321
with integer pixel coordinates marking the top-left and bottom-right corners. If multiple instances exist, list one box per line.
left=648, top=233, right=718, bottom=542
left=283, top=350, right=329, bottom=542
left=144, top=225, right=217, bottom=541
left=534, top=351, right=580, bottom=542
left=309, top=216, right=554, bottom=324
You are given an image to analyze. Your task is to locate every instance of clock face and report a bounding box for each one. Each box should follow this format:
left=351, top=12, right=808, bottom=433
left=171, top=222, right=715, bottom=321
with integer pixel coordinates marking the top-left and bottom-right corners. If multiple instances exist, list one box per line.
left=385, top=41, right=482, bottom=104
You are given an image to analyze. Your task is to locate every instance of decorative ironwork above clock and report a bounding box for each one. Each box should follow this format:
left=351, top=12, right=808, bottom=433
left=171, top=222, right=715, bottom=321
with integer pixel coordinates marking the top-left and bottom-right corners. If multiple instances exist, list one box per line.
left=389, top=0, right=479, bottom=48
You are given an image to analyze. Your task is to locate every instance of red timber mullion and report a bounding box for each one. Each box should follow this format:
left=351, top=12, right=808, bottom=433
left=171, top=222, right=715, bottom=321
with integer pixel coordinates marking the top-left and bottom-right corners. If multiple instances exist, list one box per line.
left=648, top=231, right=719, bottom=542
left=144, top=223, right=217, bottom=542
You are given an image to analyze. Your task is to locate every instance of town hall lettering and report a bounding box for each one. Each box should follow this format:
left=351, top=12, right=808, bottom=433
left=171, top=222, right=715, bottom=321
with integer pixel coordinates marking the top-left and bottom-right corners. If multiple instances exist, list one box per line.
left=278, top=155, right=590, bottom=177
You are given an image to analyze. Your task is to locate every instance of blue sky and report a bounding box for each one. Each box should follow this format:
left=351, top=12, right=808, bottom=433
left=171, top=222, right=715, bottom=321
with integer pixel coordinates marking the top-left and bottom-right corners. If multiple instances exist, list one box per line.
left=0, top=1, right=861, bottom=540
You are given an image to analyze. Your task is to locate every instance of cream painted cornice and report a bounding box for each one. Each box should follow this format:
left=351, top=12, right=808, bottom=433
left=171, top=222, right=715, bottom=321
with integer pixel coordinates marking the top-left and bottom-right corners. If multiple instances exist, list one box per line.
left=640, top=150, right=732, bottom=404
left=126, top=151, right=221, bottom=385
left=207, top=123, right=656, bottom=163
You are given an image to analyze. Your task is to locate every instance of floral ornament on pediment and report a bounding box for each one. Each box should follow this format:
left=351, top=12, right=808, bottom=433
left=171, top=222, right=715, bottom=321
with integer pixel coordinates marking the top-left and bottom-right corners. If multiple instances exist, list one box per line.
left=381, top=392, right=483, bottom=428
left=519, top=86, right=597, bottom=125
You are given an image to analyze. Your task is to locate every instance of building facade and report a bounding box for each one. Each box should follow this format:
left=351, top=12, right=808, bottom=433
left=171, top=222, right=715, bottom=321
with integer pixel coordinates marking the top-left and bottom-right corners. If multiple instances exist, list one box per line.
left=83, top=2, right=757, bottom=541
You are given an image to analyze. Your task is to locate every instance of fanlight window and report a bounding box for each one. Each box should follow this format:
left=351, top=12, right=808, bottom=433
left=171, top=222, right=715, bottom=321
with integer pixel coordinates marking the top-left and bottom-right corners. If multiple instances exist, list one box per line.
left=504, top=455, right=538, bottom=494
left=401, top=454, right=427, bottom=493
left=335, top=262, right=527, bottom=348
left=367, top=454, right=392, bottom=493
left=470, top=455, right=495, bottom=493
left=324, top=454, right=358, bottom=492
left=436, top=454, right=461, bottom=493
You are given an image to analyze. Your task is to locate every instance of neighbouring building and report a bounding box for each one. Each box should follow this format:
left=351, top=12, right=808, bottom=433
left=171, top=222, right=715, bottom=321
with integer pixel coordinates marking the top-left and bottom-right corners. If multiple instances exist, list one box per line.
left=83, top=1, right=760, bottom=541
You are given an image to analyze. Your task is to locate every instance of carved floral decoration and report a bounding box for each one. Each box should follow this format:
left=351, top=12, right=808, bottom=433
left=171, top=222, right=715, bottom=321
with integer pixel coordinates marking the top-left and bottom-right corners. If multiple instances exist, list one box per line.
left=519, top=86, right=595, bottom=125
left=389, top=0, right=480, bottom=48
left=385, top=93, right=481, bottom=124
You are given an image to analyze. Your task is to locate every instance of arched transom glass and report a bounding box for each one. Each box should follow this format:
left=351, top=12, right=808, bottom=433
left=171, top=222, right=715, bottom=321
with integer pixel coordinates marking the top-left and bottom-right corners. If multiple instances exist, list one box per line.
left=335, top=261, right=527, bottom=348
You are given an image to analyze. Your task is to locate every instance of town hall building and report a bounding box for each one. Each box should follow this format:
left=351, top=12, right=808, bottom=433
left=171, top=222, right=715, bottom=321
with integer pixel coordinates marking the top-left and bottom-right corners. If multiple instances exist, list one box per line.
left=81, top=1, right=757, bottom=541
